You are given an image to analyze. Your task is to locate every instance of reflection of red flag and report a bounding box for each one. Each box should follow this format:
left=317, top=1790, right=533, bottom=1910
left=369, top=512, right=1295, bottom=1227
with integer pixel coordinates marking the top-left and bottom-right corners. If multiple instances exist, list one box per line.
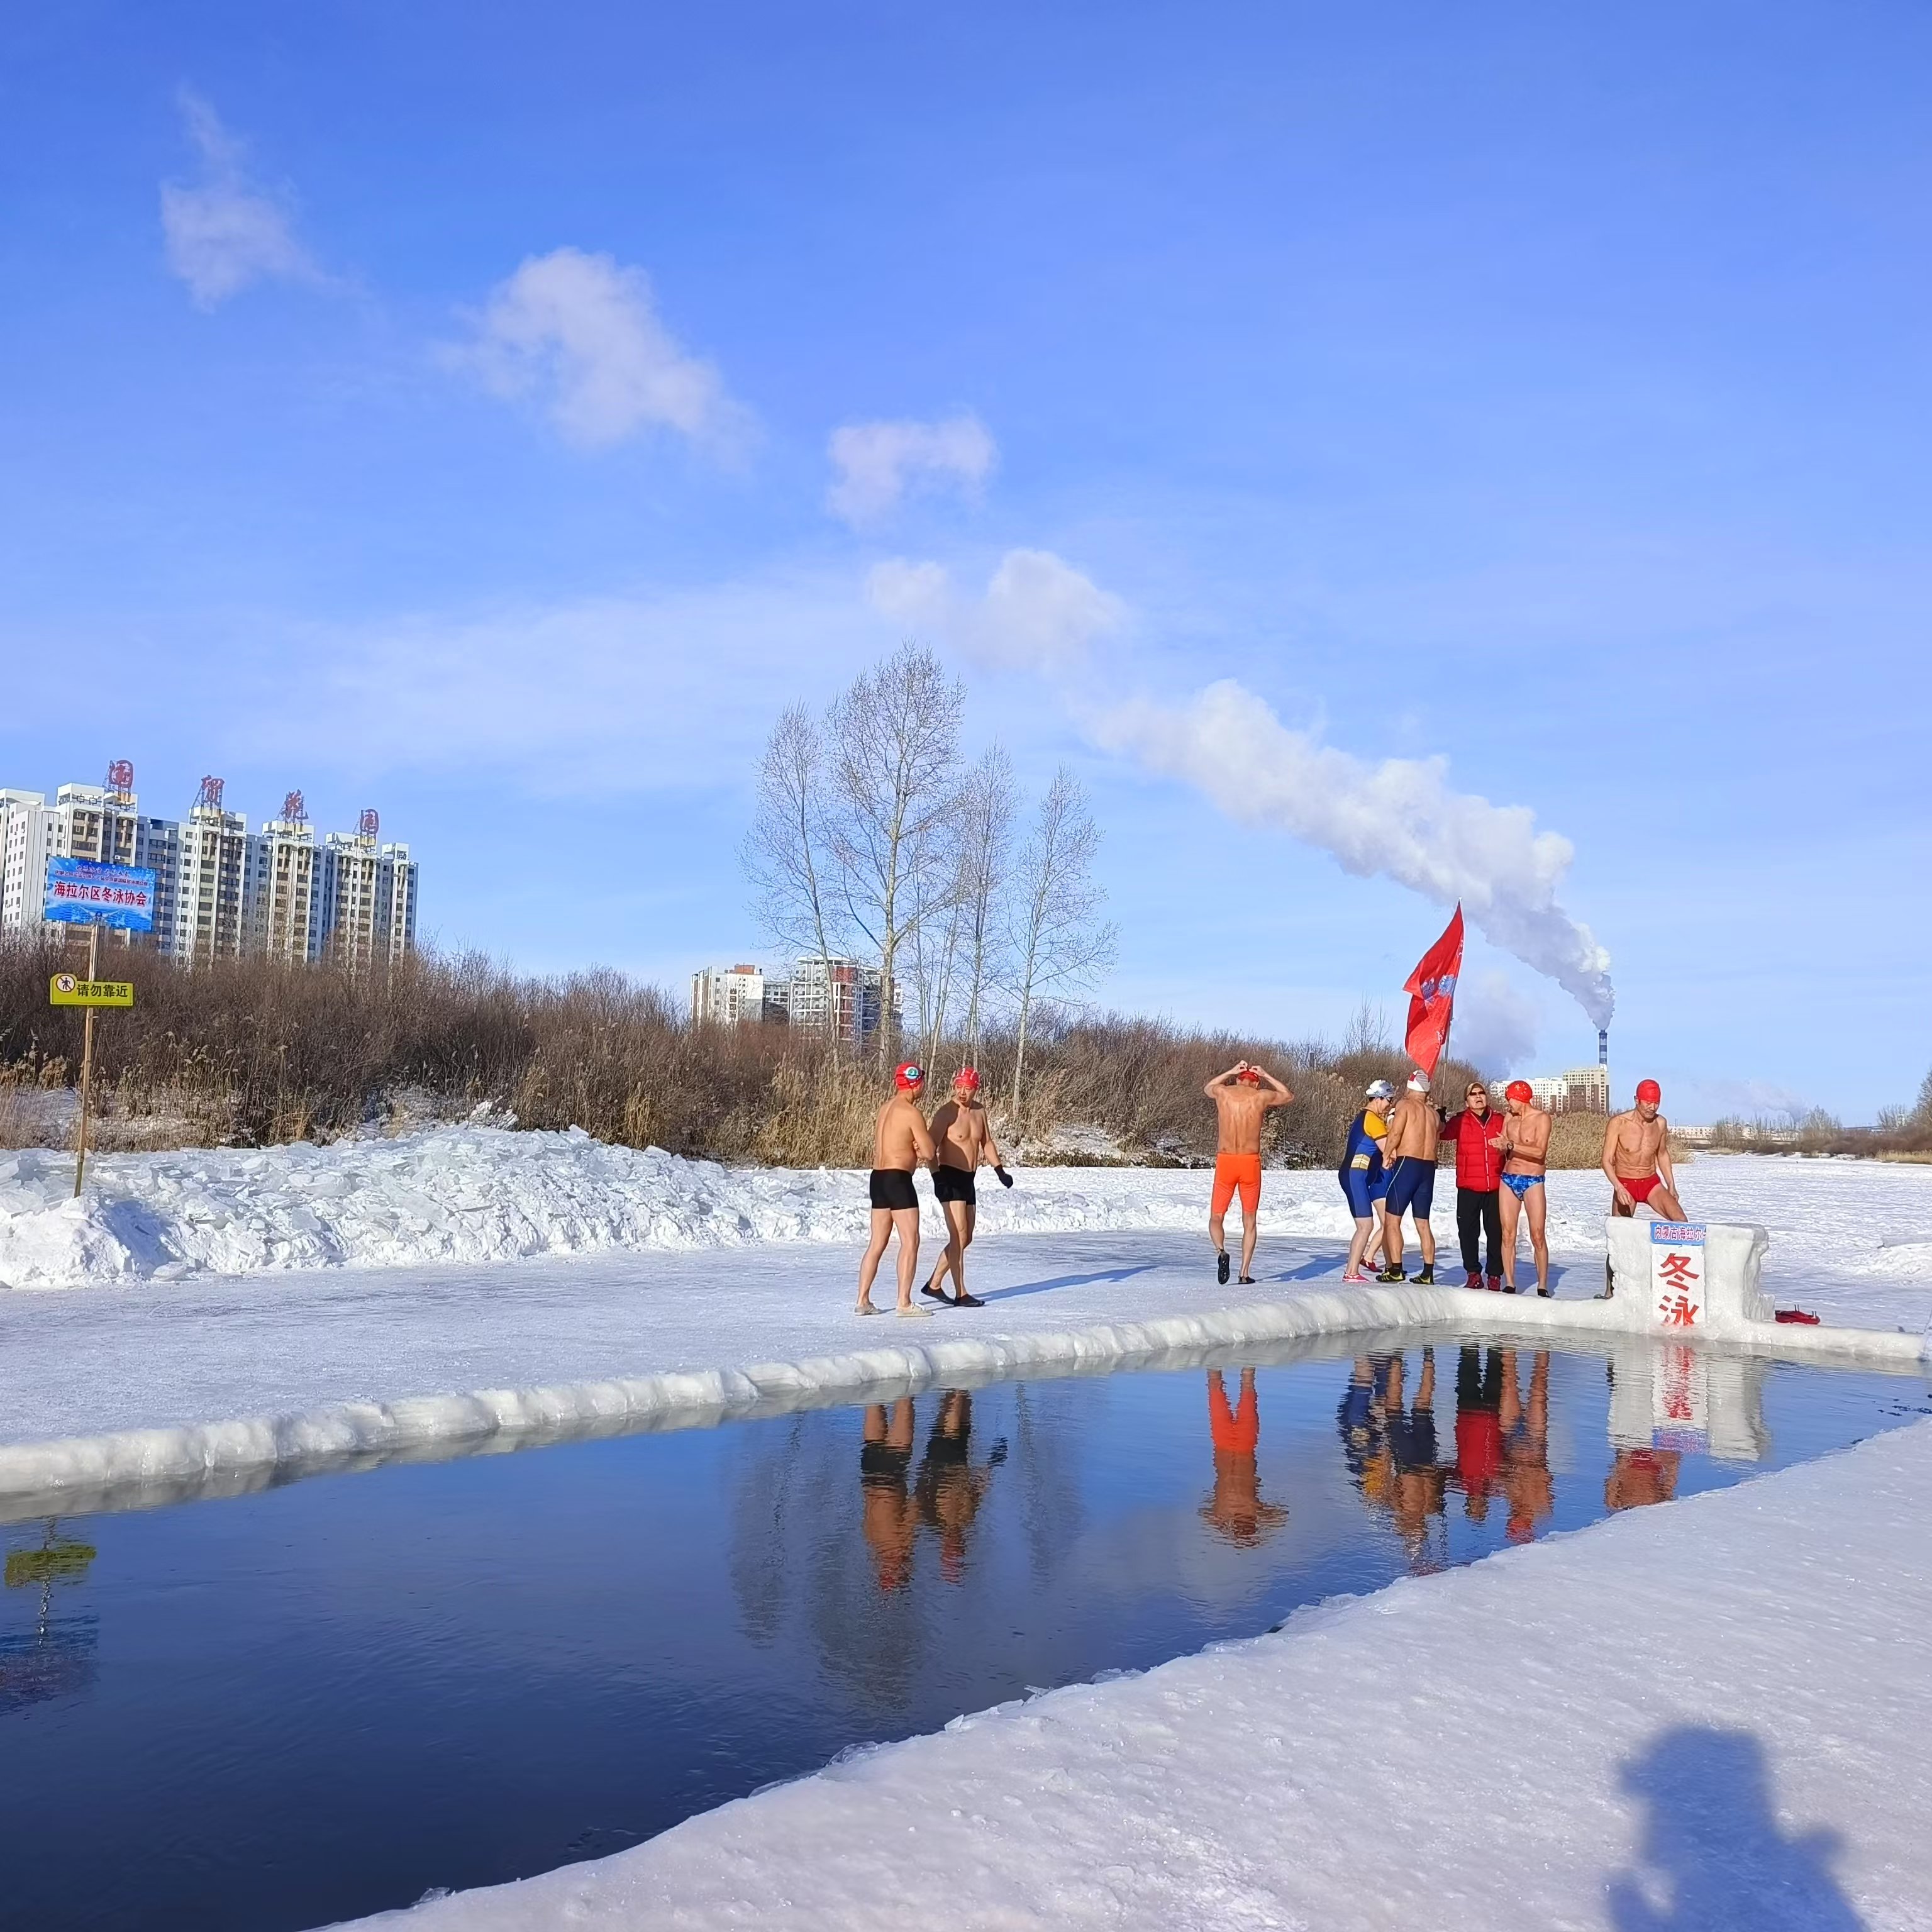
left=1403, top=905, right=1464, bottom=1075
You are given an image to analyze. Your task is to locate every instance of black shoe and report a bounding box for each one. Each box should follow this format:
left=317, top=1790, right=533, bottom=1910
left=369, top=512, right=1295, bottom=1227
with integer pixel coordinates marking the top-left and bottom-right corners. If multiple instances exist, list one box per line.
left=953, top=1291, right=985, bottom=1308
left=919, top=1279, right=948, bottom=1303
left=1217, top=1250, right=1231, bottom=1285
left=1238, top=1275, right=1256, bottom=1285
left=1415, top=1265, right=1435, bottom=1285
left=1376, top=1265, right=1407, bottom=1284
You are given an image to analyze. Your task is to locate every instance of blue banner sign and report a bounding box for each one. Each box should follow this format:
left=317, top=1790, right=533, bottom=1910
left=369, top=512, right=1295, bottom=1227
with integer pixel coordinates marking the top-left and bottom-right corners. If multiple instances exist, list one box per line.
left=44, top=855, right=158, bottom=931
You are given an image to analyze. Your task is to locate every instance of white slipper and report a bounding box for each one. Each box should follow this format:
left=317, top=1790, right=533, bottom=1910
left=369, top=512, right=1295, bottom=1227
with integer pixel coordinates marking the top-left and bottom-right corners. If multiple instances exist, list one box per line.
left=895, top=1305, right=935, bottom=1318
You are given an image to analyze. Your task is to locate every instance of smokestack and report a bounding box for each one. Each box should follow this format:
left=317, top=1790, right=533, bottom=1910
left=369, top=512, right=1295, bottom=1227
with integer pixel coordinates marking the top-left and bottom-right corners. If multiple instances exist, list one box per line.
left=1598, top=1028, right=1608, bottom=1066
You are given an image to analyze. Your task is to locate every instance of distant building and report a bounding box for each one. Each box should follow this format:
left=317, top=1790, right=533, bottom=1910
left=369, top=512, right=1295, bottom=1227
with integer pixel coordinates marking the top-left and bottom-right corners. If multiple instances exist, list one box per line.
left=1491, top=1064, right=1611, bottom=1115
left=692, top=963, right=769, bottom=1026
left=785, top=955, right=891, bottom=1045
left=0, top=770, right=418, bottom=968
left=691, top=955, right=896, bottom=1041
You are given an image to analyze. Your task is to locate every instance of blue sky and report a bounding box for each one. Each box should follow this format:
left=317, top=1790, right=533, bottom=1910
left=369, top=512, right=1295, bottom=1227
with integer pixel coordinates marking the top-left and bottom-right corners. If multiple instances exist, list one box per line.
left=3, top=2, right=1927, bottom=1121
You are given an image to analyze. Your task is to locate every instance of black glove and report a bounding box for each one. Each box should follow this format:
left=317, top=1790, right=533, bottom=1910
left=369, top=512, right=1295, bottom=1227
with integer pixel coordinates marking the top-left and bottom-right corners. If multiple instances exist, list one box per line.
left=994, top=1165, right=1014, bottom=1188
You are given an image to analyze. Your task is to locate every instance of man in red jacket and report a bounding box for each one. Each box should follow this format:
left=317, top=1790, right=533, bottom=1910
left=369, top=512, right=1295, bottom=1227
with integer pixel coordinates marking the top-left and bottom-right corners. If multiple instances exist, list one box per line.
left=1440, top=1079, right=1507, bottom=1290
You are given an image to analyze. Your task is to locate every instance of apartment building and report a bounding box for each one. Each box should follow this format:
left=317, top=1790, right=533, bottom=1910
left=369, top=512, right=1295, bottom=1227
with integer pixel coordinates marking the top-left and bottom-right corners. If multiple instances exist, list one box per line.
left=691, top=964, right=769, bottom=1025
left=0, top=771, right=418, bottom=968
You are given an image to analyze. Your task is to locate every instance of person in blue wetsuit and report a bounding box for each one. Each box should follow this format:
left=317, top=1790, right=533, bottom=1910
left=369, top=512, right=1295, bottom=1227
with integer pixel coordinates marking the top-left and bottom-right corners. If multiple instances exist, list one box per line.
left=1338, top=1079, right=1394, bottom=1281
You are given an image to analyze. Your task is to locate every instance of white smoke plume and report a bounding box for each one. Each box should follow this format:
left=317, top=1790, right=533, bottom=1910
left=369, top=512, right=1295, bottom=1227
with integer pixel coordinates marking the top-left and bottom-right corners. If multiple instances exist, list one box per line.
left=1095, top=679, right=1615, bottom=1026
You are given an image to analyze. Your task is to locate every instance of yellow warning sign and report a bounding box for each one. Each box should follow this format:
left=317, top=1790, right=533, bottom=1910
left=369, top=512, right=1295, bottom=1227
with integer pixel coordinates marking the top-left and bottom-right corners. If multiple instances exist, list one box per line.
left=49, top=975, right=135, bottom=1008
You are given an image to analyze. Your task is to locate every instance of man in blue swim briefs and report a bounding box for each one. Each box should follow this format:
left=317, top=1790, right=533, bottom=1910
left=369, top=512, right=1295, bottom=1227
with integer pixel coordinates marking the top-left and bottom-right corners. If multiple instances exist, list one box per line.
left=1338, top=1080, right=1394, bottom=1282
left=1498, top=1079, right=1552, bottom=1296
left=1377, top=1070, right=1441, bottom=1285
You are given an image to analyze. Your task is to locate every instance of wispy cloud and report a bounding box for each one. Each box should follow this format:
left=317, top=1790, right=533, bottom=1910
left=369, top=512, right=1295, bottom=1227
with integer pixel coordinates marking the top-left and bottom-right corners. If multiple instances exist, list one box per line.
left=448, top=247, right=752, bottom=454
left=867, top=548, right=1123, bottom=670
left=828, top=414, right=996, bottom=525
left=160, top=91, right=326, bottom=308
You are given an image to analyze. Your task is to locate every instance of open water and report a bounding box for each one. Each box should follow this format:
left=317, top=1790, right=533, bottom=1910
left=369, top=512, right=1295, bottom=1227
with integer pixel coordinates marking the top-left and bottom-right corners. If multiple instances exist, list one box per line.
left=1, top=1333, right=1925, bottom=1931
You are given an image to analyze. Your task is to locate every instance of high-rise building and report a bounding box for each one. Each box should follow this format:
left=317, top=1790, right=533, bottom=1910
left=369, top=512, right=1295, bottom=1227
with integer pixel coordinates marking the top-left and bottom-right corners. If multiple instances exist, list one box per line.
left=782, top=955, right=890, bottom=1045
left=692, top=963, right=769, bottom=1025
left=0, top=769, right=418, bottom=968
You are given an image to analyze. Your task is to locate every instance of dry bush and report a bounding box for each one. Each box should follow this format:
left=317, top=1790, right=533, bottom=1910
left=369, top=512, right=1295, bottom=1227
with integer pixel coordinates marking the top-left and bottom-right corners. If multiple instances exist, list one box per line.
left=0, top=933, right=1533, bottom=1171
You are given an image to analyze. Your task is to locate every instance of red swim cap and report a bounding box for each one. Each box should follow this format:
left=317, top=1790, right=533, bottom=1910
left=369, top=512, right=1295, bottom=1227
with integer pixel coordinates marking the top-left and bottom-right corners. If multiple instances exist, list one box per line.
left=1235, top=1067, right=1263, bottom=1084
left=1506, top=1080, right=1534, bottom=1103
left=894, top=1062, right=925, bottom=1091
left=1636, top=1079, right=1662, bottom=1104
left=953, top=1067, right=981, bottom=1091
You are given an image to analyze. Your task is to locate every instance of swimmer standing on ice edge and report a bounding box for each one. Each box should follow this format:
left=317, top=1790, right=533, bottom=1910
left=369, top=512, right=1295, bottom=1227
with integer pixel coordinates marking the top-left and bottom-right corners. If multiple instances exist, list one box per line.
left=856, top=1062, right=937, bottom=1318
left=1204, top=1060, right=1293, bottom=1285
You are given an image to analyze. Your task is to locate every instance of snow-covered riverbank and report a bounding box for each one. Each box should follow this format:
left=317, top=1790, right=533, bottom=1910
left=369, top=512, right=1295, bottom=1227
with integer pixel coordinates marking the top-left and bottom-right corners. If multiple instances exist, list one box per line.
left=4, top=1126, right=1929, bottom=1308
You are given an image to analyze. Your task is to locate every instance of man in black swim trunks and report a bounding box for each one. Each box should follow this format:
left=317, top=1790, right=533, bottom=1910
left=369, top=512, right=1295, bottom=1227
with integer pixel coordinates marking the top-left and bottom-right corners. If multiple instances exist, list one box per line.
left=856, top=1063, right=937, bottom=1318
left=921, top=1067, right=1013, bottom=1308
left=859, top=1397, right=918, bottom=1592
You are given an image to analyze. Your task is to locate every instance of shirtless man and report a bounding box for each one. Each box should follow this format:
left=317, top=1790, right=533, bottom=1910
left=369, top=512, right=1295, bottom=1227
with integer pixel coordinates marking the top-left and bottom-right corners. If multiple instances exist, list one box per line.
left=1204, top=1060, right=1294, bottom=1285
left=1498, top=1079, right=1553, bottom=1297
left=1602, top=1079, right=1685, bottom=1221
left=920, top=1067, right=1014, bottom=1309
left=1377, top=1071, right=1443, bottom=1284
left=855, top=1062, right=936, bottom=1318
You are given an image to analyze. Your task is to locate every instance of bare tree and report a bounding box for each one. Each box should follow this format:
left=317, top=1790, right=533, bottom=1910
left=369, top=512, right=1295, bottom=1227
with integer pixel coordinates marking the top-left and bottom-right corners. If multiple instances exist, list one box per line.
left=956, top=744, right=1014, bottom=1062
left=824, top=643, right=966, bottom=1063
left=1006, top=767, right=1116, bottom=1115
left=742, top=702, right=842, bottom=978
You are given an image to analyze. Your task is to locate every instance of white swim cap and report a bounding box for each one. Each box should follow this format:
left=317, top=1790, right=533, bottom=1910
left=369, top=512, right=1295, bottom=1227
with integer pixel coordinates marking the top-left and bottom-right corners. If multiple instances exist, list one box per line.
left=1365, top=1079, right=1395, bottom=1101
left=1407, top=1071, right=1430, bottom=1092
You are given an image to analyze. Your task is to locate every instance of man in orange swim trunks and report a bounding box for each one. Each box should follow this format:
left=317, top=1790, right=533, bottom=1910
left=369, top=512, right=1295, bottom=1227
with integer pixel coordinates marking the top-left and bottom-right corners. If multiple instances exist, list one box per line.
left=1203, top=1059, right=1293, bottom=1285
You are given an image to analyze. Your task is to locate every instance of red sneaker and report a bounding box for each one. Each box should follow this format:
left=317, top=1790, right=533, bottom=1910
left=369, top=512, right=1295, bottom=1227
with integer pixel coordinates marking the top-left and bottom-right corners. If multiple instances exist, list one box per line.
left=1486, top=1274, right=1504, bottom=1292
left=1463, top=1270, right=1482, bottom=1289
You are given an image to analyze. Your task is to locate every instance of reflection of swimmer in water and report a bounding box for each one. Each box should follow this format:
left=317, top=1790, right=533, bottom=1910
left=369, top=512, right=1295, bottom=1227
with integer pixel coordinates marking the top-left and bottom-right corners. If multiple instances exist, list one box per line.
left=1606, top=1445, right=1680, bottom=1512
left=1453, top=1345, right=1505, bottom=1522
left=1499, top=1350, right=1554, bottom=1543
left=914, top=1390, right=1004, bottom=1582
left=860, top=1397, right=919, bottom=1592
left=1336, top=1357, right=1388, bottom=1487
left=1201, top=1368, right=1288, bottom=1546
left=1379, top=1350, right=1449, bottom=1568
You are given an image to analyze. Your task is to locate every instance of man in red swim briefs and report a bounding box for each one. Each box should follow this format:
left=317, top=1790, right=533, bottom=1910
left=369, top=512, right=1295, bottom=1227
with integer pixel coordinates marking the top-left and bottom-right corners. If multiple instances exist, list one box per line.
left=1203, top=1060, right=1293, bottom=1286
left=1602, top=1078, right=1687, bottom=1221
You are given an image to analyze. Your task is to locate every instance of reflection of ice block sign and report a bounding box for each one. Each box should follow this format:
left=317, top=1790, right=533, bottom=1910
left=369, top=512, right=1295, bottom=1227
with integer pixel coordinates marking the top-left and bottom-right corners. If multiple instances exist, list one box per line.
left=1607, top=1343, right=1655, bottom=1450
left=1650, top=1343, right=1707, bottom=1452
left=1603, top=1219, right=1772, bottom=1338
left=1607, top=1343, right=1769, bottom=1462
left=1703, top=1354, right=1770, bottom=1463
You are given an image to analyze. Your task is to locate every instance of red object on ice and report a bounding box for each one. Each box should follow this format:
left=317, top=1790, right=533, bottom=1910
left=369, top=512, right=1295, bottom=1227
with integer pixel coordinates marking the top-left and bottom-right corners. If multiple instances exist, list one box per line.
left=1774, top=1308, right=1821, bottom=1325
left=1403, top=905, right=1465, bottom=1077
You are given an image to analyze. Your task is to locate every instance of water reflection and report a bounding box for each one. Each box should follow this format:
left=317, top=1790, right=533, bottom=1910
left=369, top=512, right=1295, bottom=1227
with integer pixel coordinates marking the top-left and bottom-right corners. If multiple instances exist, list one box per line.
left=1201, top=1369, right=1287, bottom=1548
left=0, top=1519, right=99, bottom=1716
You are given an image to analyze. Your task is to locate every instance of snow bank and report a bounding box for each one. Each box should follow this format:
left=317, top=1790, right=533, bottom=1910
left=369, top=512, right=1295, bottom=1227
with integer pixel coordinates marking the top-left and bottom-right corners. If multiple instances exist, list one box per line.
left=0, top=1127, right=1360, bottom=1291
left=338, top=1415, right=1932, bottom=1932
left=6, top=1126, right=1931, bottom=1297
left=3, top=1275, right=1916, bottom=1514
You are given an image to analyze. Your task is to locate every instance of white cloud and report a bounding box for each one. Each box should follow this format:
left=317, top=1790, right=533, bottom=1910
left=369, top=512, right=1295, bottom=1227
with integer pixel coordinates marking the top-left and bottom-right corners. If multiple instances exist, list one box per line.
left=1094, top=679, right=1616, bottom=1026
left=160, top=91, right=325, bottom=308
left=448, top=248, right=750, bottom=453
left=1451, top=970, right=1541, bottom=1075
left=826, top=415, right=996, bottom=525
left=867, top=548, right=1124, bottom=671
left=236, top=573, right=891, bottom=795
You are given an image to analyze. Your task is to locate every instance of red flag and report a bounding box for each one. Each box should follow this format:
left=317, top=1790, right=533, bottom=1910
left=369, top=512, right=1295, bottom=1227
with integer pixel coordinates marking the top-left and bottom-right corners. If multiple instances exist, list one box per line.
left=1403, top=904, right=1464, bottom=1075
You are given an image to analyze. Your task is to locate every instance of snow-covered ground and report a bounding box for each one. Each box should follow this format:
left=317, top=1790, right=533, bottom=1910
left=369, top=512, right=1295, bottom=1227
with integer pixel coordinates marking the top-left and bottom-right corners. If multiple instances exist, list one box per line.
left=1, top=1138, right=1928, bottom=1508
left=3, top=1133, right=1929, bottom=1929
left=342, top=1411, right=1932, bottom=1932
left=4, top=1124, right=1930, bottom=1311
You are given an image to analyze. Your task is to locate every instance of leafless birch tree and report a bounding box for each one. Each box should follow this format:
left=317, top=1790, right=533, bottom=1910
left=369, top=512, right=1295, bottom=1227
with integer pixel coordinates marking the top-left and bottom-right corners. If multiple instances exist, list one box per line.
left=825, top=643, right=965, bottom=1063
left=955, top=745, right=1015, bottom=1061
left=742, top=702, right=842, bottom=974
left=1006, top=766, right=1116, bottom=1114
